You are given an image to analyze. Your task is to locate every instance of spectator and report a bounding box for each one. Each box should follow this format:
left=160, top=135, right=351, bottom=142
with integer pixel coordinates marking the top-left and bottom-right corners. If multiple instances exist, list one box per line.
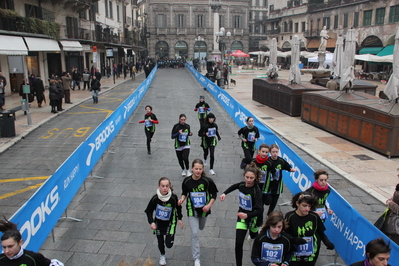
left=350, top=238, right=391, bottom=266
left=33, top=76, right=45, bottom=107
left=82, top=68, right=91, bottom=90
left=95, top=68, right=102, bottom=81
left=56, top=77, right=64, bottom=111
left=61, top=72, right=73, bottom=104
left=49, top=79, right=59, bottom=113
left=72, top=67, right=81, bottom=90
left=326, top=76, right=338, bottom=90
left=0, top=71, right=7, bottom=110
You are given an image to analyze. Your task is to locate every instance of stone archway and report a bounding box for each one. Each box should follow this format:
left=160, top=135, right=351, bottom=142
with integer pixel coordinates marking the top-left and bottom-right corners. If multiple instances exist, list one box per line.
left=155, top=41, right=169, bottom=59
left=175, top=41, right=188, bottom=59
left=194, top=41, right=207, bottom=60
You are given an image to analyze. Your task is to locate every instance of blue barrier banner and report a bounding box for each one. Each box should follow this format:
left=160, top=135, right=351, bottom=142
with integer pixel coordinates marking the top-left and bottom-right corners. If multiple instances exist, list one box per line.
left=187, top=64, right=399, bottom=264
left=7, top=66, right=157, bottom=252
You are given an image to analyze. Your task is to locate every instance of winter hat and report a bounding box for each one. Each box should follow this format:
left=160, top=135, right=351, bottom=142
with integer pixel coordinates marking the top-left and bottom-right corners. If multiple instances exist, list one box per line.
left=200, top=96, right=205, bottom=99
left=207, top=113, right=215, bottom=119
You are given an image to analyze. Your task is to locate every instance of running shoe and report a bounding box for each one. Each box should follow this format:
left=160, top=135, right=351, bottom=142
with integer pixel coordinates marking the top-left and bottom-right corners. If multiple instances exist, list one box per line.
left=187, top=169, right=193, bottom=176
left=194, top=259, right=201, bottom=266
left=159, top=255, right=166, bottom=265
left=203, top=159, right=207, bottom=166
left=209, top=169, right=215, bottom=175
left=181, top=169, right=187, bottom=176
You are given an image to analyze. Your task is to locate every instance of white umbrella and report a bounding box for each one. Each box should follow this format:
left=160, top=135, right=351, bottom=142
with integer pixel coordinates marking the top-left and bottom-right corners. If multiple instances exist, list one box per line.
left=384, top=27, right=399, bottom=101
left=332, top=36, right=343, bottom=78
left=354, top=54, right=394, bottom=63
left=340, top=29, right=356, bottom=90
left=300, top=51, right=318, bottom=58
left=289, top=35, right=301, bottom=84
left=267, top=38, right=279, bottom=78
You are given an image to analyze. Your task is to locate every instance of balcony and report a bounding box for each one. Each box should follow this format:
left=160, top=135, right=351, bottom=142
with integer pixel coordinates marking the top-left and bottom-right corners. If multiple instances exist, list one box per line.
left=196, top=28, right=207, bottom=36
left=176, top=28, right=187, bottom=36
left=265, top=28, right=281, bottom=35
left=303, top=29, right=320, bottom=38
left=64, top=0, right=96, bottom=11
left=79, top=27, right=93, bottom=40
left=233, top=28, right=244, bottom=36
left=157, top=28, right=168, bottom=36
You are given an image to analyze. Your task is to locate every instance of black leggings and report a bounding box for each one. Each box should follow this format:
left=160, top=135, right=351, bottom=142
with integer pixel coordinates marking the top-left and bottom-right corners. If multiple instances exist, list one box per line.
left=242, top=147, right=255, bottom=164
left=145, top=129, right=154, bottom=152
left=202, top=146, right=215, bottom=169
left=235, top=229, right=258, bottom=266
left=156, top=234, right=175, bottom=255
left=176, top=148, right=190, bottom=170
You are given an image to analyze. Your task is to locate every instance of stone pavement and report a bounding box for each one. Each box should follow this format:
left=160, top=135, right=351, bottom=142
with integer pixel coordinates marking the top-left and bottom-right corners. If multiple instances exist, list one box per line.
left=0, top=67, right=392, bottom=265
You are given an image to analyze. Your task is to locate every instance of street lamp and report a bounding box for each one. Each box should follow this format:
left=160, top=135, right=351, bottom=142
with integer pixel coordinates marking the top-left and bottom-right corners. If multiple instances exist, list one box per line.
left=215, top=27, right=231, bottom=88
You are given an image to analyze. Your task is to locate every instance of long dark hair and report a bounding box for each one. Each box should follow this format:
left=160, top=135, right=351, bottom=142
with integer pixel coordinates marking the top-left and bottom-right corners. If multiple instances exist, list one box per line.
left=244, top=162, right=261, bottom=183
left=0, top=216, right=21, bottom=242
left=260, top=210, right=288, bottom=233
left=291, top=192, right=318, bottom=210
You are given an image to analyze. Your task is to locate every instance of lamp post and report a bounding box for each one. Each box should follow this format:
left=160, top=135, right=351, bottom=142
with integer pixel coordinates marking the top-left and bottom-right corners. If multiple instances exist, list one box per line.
left=215, top=27, right=231, bottom=89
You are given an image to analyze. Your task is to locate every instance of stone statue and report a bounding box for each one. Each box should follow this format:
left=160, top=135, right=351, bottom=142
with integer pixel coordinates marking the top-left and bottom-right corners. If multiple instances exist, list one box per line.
left=319, top=26, right=329, bottom=51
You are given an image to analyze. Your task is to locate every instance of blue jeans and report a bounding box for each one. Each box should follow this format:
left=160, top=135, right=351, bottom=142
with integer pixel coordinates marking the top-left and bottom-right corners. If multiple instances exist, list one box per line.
left=72, top=80, right=80, bottom=90
left=92, top=90, right=99, bottom=103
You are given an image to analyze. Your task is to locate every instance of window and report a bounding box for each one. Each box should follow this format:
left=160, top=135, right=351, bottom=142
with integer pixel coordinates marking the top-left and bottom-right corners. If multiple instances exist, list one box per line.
left=93, top=2, right=99, bottom=14
left=255, top=11, right=260, bottom=20
left=157, top=14, right=166, bottom=28
left=0, top=0, right=14, bottom=10
left=249, top=11, right=252, bottom=20
left=219, top=14, right=224, bottom=28
left=301, top=21, right=305, bottom=32
left=105, top=1, right=108, bottom=17
left=323, top=17, right=330, bottom=29
left=117, top=5, right=120, bottom=22
left=255, top=25, right=259, bottom=33
left=270, top=5, right=274, bottom=11
left=197, top=14, right=205, bottom=28
left=294, top=22, right=299, bottom=33
left=376, top=8, right=385, bottom=25
left=109, top=1, right=113, bottom=19
left=249, top=25, right=253, bottom=33
left=263, top=25, right=267, bottom=33
left=334, top=15, right=338, bottom=29
left=264, top=0, right=268, bottom=7
left=234, top=15, right=241, bottom=28
left=317, top=18, right=320, bottom=30
left=284, top=21, right=288, bottom=32
left=389, top=5, right=399, bottom=23
left=66, top=16, right=78, bottom=38
left=289, top=20, right=293, bottom=32
left=343, top=13, right=348, bottom=28
left=256, top=0, right=260, bottom=6
left=25, top=4, right=43, bottom=19
left=354, top=12, right=359, bottom=27
left=79, top=10, right=87, bottom=20
left=177, top=14, right=184, bottom=28
left=363, top=10, right=372, bottom=26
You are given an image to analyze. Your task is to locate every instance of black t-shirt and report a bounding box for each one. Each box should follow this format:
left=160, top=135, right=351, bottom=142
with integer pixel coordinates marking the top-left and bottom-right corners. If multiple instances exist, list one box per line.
left=171, top=123, right=191, bottom=148
left=251, top=230, right=293, bottom=264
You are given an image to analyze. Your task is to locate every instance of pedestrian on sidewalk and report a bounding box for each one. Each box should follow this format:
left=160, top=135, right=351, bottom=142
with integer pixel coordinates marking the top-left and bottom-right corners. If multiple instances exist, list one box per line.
left=0, top=217, right=64, bottom=266
left=145, top=177, right=183, bottom=266
left=238, top=116, right=259, bottom=169
left=33, top=76, right=45, bottom=107
left=305, top=170, right=333, bottom=222
left=90, top=76, right=101, bottom=104
left=138, top=105, right=159, bottom=155
left=252, top=144, right=272, bottom=207
left=61, top=72, right=73, bottom=104
left=0, top=71, right=7, bottom=110
left=264, top=144, right=296, bottom=215
left=251, top=211, right=294, bottom=266
left=285, top=192, right=335, bottom=266
left=72, top=67, right=81, bottom=90
left=49, top=79, right=59, bottom=114
left=95, top=68, right=102, bottom=81
left=178, top=159, right=218, bottom=266
left=219, top=162, right=263, bottom=266
left=131, top=65, right=137, bottom=80
left=82, top=68, right=91, bottom=90
left=194, top=96, right=211, bottom=129
left=171, top=114, right=193, bottom=177
left=56, top=77, right=65, bottom=111
left=198, top=113, right=221, bottom=175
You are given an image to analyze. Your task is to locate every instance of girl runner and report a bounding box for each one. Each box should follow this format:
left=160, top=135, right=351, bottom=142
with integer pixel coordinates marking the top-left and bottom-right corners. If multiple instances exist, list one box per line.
left=138, top=105, right=159, bottom=155
left=198, top=113, right=221, bottom=175
left=305, top=169, right=334, bottom=222
left=171, top=114, right=193, bottom=176
left=285, top=192, right=335, bottom=266
left=145, top=177, right=183, bottom=266
left=251, top=210, right=293, bottom=266
left=194, top=96, right=211, bottom=129
left=178, top=159, right=218, bottom=266
left=252, top=144, right=273, bottom=207
left=237, top=117, right=259, bottom=169
left=219, top=162, right=263, bottom=266
left=264, top=144, right=296, bottom=215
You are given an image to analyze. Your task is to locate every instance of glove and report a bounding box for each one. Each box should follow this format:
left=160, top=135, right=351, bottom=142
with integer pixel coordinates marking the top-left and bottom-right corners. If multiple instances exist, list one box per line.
left=325, top=241, right=335, bottom=250
left=293, top=237, right=307, bottom=245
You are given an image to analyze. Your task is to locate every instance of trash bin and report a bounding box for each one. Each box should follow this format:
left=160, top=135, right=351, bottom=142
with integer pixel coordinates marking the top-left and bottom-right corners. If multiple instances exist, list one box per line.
left=0, top=111, right=16, bottom=137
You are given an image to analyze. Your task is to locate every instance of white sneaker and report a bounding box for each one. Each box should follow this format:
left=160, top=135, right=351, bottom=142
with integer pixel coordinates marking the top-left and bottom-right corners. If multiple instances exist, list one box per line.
left=159, top=254, right=166, bottom=265
left=181, top=169, right=187, bottom=176
left=209, top=169, right=215, bottom=175
left=187, top=169, right=192, bottom=176
left=194, top=259, right=201, bottom=266
left=203, top=159, right=207, bottom=166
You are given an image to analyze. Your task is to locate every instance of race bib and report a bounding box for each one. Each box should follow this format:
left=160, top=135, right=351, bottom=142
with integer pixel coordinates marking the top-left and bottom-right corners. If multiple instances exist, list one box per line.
left=145, top=119, right=152, bottom=127
left=199, top=107, right=205, bottom=114
left=260, top=171, right=267, bottom=183
left=190, top=192, right=206, bottom=208
left=248, top=132, right=256, bottom=142
left=261, top=243, right=283, bottom=263
left=238, top=192, right=252, bottom=211
left=179, top=132, right=188, bottom=142
left=155, top=205, right=172, bottom=221
left=294, top=237, right=314, bottom=256
left=316, top=207, right=327, bottom=220
left=271, top=169, right=281, bottom=181
left=208, top=127, right=216, bottom=137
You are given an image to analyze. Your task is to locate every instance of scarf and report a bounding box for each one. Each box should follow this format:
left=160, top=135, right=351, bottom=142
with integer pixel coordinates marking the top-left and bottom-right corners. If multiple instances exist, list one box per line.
left=9, top=247, right=23, bottom=260
left=364, top=259, right=372, bottom=266
left=157, top=188, right=172, bottom=202
left=247, top=125, right=254, bottom=130
left=255, top=154, right=268, bottom=164
left=313, top=181, right=329, bottom=191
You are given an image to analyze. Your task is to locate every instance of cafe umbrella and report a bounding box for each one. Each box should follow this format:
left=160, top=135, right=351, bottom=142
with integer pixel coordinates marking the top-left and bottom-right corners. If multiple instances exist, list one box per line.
left=340, top=29, right=356, bottom=91
left=384, top=27, right=399, bottom=101
left=288, top=35, right=301, bottom=84
left=332, top=36, right=344, bottom=78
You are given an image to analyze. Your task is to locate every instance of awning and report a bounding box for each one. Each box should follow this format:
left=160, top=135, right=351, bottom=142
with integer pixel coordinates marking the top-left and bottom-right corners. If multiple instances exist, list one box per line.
left=60, top=41, right=83, bottom=51
left=307, top=38, right=336, bottom=49
left=358, top=47, right=383, bottom=54
left=0, top=35, right=28, bottom=55
left=376, top=45, right=394, bottom=56
left=24, top=37, right=60, bottom=52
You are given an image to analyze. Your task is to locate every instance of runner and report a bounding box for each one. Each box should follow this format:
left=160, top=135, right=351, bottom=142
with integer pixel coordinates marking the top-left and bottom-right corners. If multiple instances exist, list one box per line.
left=198, top=113, right=221, bottom=175
left=194, top=96, right=211, bottom=129
left=252, top=144, right=273, bottom=208
left=219, top=162, right=263, bottom=266
left=237, top=116, right=259, bottom=169
left=178, top=159, right=218, bottom=266
left=171, top=114, right=193, bottom=176
left=138, top=105, right=159, bottom=155
left=145, top=177, right=183, bottom=266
